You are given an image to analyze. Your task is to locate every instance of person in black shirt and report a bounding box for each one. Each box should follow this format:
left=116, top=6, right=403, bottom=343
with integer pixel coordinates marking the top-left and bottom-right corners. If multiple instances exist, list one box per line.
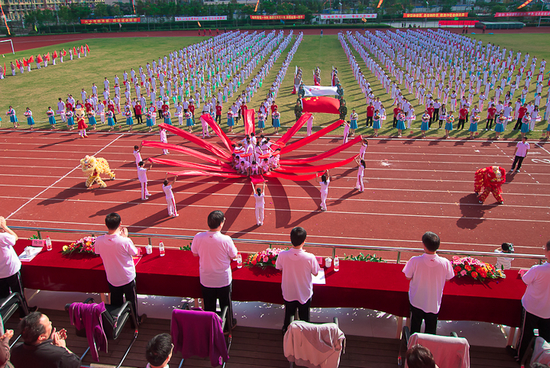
left=11, top=312, right=80, bottom=368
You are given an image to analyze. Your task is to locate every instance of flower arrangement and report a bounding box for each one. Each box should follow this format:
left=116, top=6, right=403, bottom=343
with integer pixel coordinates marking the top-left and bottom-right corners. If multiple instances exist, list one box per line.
left=344, top=253, right=385, bottom=263
left=246, top=248, right=285, bottom=268
left=452, top=256, right=505, bottom=282
left=62, top=236, right=97, bottom=256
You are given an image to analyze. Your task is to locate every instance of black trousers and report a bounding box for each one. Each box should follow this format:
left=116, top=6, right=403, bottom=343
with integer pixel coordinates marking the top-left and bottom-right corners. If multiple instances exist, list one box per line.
left=215, top=115, right=222, bottom=124
left=109, top=280, right=139, bottom=318
left=457, top=118, right=466, bottom=130
left=393, top=116, right=397, bottom=128
left=0, top=271, right=30, bottom=317
left=283, top=298, right=312, bottom=333
left=511, top=156, right=525, bottom=170
left=517, top=308, right=550, bottom=361
left=433, top=108, right=439, bottom=122
left=366, top=116, right=373, bottom=127
left=135, top=114, right=143, bottom=124
left=485, top=118, right=494, bottom=130
left=201, top=283, right=234, bottom=328
left=410, top=304, right=438, bottom=335
left=514, top=117, right=523, bottom=130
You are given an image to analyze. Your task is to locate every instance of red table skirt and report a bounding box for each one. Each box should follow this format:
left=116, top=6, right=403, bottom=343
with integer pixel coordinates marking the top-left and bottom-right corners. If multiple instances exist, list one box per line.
left=15, top=240, right=526, bottom=327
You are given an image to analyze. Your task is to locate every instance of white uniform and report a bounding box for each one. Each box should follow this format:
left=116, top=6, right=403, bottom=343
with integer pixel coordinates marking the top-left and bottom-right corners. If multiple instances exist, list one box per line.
left=137, top=167, right=150, bottom=200
left=163, top=184, right=177, bottom=217
left=254, top=192, right=265, bottom=226
left=320, top=179, right=330, bottom=211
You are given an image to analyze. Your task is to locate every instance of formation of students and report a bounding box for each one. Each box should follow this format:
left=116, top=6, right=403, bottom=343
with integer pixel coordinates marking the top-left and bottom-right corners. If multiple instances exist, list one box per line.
left=338, top=28, right=550, bottom=139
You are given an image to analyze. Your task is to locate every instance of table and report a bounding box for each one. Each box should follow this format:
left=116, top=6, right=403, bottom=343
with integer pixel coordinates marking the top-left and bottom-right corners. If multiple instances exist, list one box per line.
left=15, top=240, right=526, bottom=327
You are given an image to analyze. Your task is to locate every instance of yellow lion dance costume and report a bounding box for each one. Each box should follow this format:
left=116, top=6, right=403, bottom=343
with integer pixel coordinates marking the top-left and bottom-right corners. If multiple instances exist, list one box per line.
left=80, top=155, right=115, bottom=188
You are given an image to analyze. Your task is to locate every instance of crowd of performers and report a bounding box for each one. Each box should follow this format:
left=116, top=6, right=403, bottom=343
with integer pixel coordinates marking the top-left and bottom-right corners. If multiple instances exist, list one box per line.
left=2, top=31, right=304, bottom=139
left=338, top=29, right=550, bottom=139
left=0, top=45, right=90, bottom=79
left=229, top=133, right=281, bottom=176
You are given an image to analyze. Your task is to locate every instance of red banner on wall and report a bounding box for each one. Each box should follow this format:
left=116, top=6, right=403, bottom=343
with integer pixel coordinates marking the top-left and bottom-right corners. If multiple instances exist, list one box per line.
left=403, top=12, right=467, bottom=18
left=81, top=18, right=141, bottom=24
left=250, top=15, right=305, bottom=20
left=439, top=20, right=479, bottom=26
left=495, top=11, right=550, bottom=17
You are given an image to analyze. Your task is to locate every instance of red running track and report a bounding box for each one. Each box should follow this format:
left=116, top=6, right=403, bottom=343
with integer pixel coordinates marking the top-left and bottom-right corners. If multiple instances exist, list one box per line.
left=1, top=129, right=549, bottom=264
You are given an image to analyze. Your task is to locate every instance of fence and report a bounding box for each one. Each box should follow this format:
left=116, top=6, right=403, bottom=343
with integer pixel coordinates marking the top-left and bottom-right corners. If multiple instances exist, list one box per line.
left=12, top=225, right=544, bottom=265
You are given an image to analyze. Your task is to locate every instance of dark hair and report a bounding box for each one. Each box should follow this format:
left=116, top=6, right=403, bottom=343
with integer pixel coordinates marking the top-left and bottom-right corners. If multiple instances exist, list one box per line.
left=163, top=180, right=168, bottom=186
left=207, top=210, right=225, bottom=229
left=290, top=227, right=307, bottom=247
left=139, top=161, right=145, bottom=167
left=134, top=145, right=139, bottom=150
left=145, top=333, right=173, bottom=366
left=422, top=232, right=440, bottom=252
left=406, top=344, right=436, bottom=368
left=546, top=240, right=550, bottom=252
left=20, top=312, right=46, bottom=344
left=501, top=242, right=514, bottom=253
left=105, top=213, right=122, bottom=231
left=321, top=174, right=327, bottom=183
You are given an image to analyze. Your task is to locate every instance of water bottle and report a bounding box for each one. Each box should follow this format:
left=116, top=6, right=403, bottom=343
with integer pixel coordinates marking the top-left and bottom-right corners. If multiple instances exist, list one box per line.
left=145, top=244, right=152, bottom=255
left=333, top=256, right=340, bottom=272
left=45, top=236, right=52, bottom=251
left=159, top=241, right=165, bottom=257
left=236, top=253, right=243, bottom=269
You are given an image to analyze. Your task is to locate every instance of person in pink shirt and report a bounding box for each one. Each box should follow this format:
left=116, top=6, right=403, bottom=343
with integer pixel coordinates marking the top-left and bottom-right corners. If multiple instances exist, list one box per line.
left=94, top=213, right=145, bottom=324
left=402, top=231, right=454, bottom=335
left=275, top=227, right=320, bottom=333
left=191, top=211, right=238, bottom=329
left=510, top=137, right=530, bottom=174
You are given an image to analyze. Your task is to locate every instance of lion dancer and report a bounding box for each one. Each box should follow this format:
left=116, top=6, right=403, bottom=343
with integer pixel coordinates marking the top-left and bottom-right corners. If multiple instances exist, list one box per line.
left=474, top=166, right=507, bottom=205
left=80, top=155, right=116, bottom=189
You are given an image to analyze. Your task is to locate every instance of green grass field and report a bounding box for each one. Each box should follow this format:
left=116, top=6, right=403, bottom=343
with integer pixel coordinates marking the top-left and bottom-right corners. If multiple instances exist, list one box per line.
left=1, top=31, right=548, bottom=139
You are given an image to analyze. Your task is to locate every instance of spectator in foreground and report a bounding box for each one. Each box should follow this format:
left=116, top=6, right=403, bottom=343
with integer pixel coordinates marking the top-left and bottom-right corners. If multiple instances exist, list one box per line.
left=0, top=324, right=13, bottom=368
left=516, top=240, right=550, bottom=361
left=276, top=227, right=320, bottom=333
left=402, top=231, right=454, bottom=335
left=0, top=216, right=34, bottom=317
left=146, top=333, right=173, bottom=368
left=94, top=213, right=145, bottom=324
left=495, top=242, right=514, bottom=270
left=191, top=210, right=238, bottom=329
left=10, top=312, right=80, bottom=368
left=406, top=344, right=438, bottom=368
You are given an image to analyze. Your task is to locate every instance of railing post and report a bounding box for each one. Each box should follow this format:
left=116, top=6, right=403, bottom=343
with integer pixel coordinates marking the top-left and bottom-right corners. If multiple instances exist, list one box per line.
left=332, top=248, right=336, bottom=259
left=148, top=238, right=152, bottom=246
left=37, top=231, right=42, bottom=239
left=396, top=251, right=401, bottom=264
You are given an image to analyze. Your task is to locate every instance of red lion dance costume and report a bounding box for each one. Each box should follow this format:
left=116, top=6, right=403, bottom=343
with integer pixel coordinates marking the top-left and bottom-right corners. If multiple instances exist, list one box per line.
left=474, top=166, right=506, bottom=204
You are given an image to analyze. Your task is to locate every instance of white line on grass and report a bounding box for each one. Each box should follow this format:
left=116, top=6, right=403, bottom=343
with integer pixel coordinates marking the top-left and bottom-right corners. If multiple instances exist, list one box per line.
left=6, top=134, right=124, bottom=220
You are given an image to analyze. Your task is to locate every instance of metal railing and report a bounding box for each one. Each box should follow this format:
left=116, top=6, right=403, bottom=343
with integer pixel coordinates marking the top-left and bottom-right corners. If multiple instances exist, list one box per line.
left=11, top=225, right=544, bottom=265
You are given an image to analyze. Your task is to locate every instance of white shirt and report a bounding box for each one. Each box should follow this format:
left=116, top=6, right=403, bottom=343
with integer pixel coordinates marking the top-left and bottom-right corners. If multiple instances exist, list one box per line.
left=320, top=179, right=330, bottom=194
left=402, top=253, right=454, bottom=314
left=515, top=141, right=530, bottom=157
left=254, top=192, right=265, bottom=208
left=0, top=233, right=20, bottom=278
left=522, top=262, right=550, bottom=318
left=133, top=150, right=142, bottom=165
left=163, top=184, right=174, bottom=199
left=276, top=248, right=320, bottom=304
left=94, top=233, right=139, bottom=287
left=494, top=249, right=514, bottom=270
left=191, top=231, right=238, bottom=288
left=137, top=167, right=148, bottom=183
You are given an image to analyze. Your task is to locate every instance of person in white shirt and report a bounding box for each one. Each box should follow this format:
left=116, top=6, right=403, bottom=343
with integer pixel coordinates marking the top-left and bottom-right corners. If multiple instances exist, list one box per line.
left=510, top=137, right=530, bottom=173
left=163, top=174, right=178, bottom=218
left=276, top=227, right=320, bottom=333
left=145, top=333, right=172, bottom=368
left=252, top=182, right=266, bottom=226
left=494, top=242, right=514, bottom=270
left=402, top=231, right=454, bottom=335
left=133, top=145, right=142, bottom=167
left=137, top=160, right=153, bottom=200
left=318, top=170, right=330, bottom=211
left=191, top=211, right=238, bottom=329
left=0, top=216, right=34, bottom=317
left=159, top=127, right=169, bottom=155
left=517, top=240, right=550, bottom=361
left=94, top=213, right=145, bottom=324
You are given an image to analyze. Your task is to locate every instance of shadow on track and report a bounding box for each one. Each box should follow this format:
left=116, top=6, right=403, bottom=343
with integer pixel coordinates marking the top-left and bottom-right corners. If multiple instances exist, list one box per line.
left=456, top=193, right=498, bottom=230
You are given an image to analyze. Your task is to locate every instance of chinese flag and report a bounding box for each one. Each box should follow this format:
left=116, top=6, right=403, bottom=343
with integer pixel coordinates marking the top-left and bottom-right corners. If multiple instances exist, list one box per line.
left=23, top=59, right=27, bottom=67
left=37, top=54, right=43, bottom=63
left=302, top=97, right=340, bottom=115
left=45, top=52, right=50, bottom=61
left=243, top=108, right=255, bottom=135
left=85, top=44, right=90, bottom=52
left=80, top=45, right=84, bottom=53
left=3, top=63, right=5, bottom=76
left=63, top=49, right=67, bottom=56
left=28, top=55, right=34, bottom=63
left=15, top=59, right=20, bottom=68
left=53, top=50, right=58, bottom=58
left=73, top=46, right=77, bottom=54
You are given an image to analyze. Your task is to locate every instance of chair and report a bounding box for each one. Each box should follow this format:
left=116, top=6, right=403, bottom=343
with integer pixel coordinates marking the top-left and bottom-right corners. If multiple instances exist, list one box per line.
left=399, top=326, right=470, bottom=368
left=520, top=334, right=550, bottom=368
left=0, top=292, right=28, bottom=348
left=170, top=306, right=231, bottom=368
left=284, top=317, right=345, bottom=368
left=65, top=298, right=138, bottom=368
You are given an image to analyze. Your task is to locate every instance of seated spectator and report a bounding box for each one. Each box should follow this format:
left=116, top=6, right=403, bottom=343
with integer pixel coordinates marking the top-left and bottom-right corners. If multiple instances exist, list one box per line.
left=0, top=326, right=13, bottom=368
left=146, top=333, right=173, bottom=368
left=495, top=242, right=514, bottom=270
left=406, top=344, right=438, bottom=368
left=10, top=312, right=80, bottom=368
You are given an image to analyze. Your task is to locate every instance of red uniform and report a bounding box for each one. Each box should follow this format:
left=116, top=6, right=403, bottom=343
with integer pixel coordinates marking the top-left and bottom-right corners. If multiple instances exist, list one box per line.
left=474, top=166, right=506, bottom=204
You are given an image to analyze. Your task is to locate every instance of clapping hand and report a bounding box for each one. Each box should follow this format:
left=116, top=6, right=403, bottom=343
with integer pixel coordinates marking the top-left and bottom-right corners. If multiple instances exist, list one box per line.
left=1, top=330, right=14, bottom=341
left=52, top=328, right=67, bottom=348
